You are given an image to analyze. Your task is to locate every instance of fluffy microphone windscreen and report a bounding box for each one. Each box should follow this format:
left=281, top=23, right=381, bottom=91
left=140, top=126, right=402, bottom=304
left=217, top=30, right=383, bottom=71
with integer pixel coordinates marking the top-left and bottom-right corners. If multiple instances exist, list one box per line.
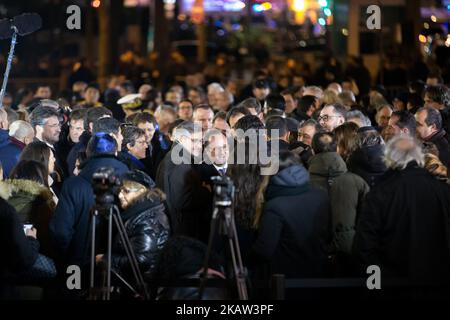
left=12, top=13, right=42, bottom=36
left=0, top=18, right=13, bottom=40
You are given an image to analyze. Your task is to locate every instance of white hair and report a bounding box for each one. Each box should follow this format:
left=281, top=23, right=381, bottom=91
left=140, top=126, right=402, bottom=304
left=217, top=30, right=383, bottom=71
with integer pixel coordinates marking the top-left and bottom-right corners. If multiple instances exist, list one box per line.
left=9, top=120, right=34, bottom=140
left=207, top=82, right=224, bottom=94
left=384, top=135, right=424, bottom=170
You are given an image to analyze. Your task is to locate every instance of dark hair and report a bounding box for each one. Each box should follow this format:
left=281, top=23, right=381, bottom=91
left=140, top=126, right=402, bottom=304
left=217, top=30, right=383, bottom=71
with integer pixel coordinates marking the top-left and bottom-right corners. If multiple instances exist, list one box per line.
left=426, top=72, right=443, bottom=84
left=193, top=103, right=213, bottom=113
left=312, top=132, right=337, bottom=154
left=266, top=94, right=286, bottom=111
left=391, top=110, right=416, bottom=135
left=298, top=95, right=316, bottom=113
left=409, top=80, right=425, bottom=95
left=10, top=160, right=49, bottom=187
left=278, top=151, right=302, bottom=172
left=19, top=141, right=52, bottom=176
left=93, top=117, right=121, bottom=135
left=213, top=111, right=227, bottom=123
left=227, top=142, right=267, bottom=230
left=168, top=119, right=185, bottom=136
left=70, top=108, right=87, bottom=122
left=252, top=79, right=269, bottom=89
left=281, top=86, right=299, bottom=97
left=326, top=103, right=347, bottom=118
left=418, top=107, right=442, bottom=130
left=299, top=119, right=322, bottom=132
left=234, top=115, right=265, bottom=132
left=178, top=99, right=193, bottom=108
left=265, top=116, right=288, bottom=139
left=187, top=86, right=206, bottom=98
left=424, top=85, right=449, bottom=107
left=122, top=126, right=145, bottom=151
left=239, top=97, right=262, bottom=115
left=407, top=92, right=424, bottom=110
left=356, top=127, right=384, bottom=147
left=226, top=106, right=251, bottom=124
left=85, top=106, right=112, bottom=131
left=86, top=133, right=118, bottom=157
left=29, top=106, right=60, bottom=128
left=132, top=112, right=157, bottom=126
left=119, top=80, right=135, bottom=94
left=264, top=108, right=284, bottom=121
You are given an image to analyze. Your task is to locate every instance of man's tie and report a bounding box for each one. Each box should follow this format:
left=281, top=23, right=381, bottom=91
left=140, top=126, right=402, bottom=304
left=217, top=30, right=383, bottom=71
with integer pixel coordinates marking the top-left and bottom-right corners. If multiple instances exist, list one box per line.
left=218, top=168, right=226, bottom=176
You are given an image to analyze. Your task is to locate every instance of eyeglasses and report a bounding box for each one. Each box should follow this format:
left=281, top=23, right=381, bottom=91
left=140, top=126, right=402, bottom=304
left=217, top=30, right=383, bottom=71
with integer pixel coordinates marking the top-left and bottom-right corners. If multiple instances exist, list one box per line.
left=136, top=139, right=148, bottom=145
left=317, top=115, right=341, bottom=122
left=45, top=122, right=62, bottom=129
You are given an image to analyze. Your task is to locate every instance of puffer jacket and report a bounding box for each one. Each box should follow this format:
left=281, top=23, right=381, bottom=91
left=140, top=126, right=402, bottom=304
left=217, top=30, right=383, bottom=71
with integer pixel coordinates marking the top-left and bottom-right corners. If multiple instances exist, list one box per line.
left=0, top=179, right=56, bottom=257
left=308, top=152, right=369, bottom=256
left=347, top=144, right=387, bottom=187
left=111, top=193, right=170, bottom=279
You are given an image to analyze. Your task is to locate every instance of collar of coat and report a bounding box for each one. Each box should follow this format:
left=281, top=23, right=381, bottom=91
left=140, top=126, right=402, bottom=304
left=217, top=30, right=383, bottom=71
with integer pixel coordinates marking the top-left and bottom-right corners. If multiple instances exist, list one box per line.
left=0, top=179, right=53, bottom=201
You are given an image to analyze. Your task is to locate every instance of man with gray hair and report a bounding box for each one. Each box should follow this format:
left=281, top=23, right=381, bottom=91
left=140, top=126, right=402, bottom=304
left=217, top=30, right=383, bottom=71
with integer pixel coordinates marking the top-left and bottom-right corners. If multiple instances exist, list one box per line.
left=353, top=135, right=450, bottom=286
left=9, top=120, right=35, bottom=146
left=214, top=90, right=234, bottom=112
left=0, top=118, right=34, bottom=177
left=346, top=110, right=371, bottom=128
left=29, top=105, right=61, bottom=147
left=156, top=121, right=210, bottom=241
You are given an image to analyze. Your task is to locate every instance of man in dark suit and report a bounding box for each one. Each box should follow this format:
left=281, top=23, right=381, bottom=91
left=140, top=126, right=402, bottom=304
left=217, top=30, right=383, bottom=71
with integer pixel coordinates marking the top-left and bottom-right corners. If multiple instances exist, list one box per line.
left=156, top=121, right=210, bottom=241
left=196, top=129, right=229, bottom=184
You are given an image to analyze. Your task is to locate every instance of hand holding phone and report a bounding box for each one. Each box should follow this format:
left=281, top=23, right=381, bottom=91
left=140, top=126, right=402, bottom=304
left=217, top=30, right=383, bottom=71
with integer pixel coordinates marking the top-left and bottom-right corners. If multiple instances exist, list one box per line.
left=23, top=224, right=37, bottom=238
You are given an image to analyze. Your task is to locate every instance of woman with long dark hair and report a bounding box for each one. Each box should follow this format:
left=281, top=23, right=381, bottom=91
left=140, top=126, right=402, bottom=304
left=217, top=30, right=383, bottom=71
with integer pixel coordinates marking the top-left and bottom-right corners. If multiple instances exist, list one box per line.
left=18, top=141, right=58, bottom=203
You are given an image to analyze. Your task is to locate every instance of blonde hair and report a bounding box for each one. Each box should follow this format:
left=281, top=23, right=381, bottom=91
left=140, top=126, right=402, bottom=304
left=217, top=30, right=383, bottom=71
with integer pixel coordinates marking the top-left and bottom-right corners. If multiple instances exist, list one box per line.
left=424, top=153, right=449, bottom=183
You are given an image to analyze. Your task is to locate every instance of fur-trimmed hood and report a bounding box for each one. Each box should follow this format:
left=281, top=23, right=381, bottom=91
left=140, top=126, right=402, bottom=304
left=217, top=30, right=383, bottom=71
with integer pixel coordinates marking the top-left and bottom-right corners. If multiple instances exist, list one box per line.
left=0, top=179, right=54, bottom=202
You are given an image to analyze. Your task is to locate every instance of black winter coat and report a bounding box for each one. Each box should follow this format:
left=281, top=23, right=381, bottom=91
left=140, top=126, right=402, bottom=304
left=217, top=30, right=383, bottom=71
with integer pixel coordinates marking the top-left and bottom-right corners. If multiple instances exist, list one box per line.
left=67, top=131, right=91, bottom=176
left=156, top=144, right=211, bottom=241
left=111, top=197, right=170, bottom=278
left=347, top=144, right=387, bottom=187
left=49, top=155, right=129, bottom=267
left=252, top=165, right=330, bottom=278
left=353, top=163, right=450, bottom=283
left=0, top=197, right=39, bottom=282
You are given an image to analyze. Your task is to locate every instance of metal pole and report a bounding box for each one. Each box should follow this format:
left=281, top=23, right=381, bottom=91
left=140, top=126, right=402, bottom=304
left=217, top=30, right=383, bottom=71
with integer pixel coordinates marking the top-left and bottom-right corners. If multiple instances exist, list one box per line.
left=0, top=30, right=17, bottom=108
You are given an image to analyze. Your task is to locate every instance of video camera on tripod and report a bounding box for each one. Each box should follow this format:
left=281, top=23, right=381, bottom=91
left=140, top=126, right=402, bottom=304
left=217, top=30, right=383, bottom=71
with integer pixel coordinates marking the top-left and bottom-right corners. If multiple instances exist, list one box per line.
left=199, top=175, right=249, bottom=300
left=211, top=176, right=234, bottom=208
left=92, top=167, right=122, bottom=211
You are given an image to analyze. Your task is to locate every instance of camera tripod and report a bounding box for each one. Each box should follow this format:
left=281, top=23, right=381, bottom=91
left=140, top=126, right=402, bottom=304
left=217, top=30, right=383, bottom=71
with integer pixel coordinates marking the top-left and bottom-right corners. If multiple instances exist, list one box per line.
left=88, top=204, right=149, bottom=300
left=198, top=178, right=248, bottom=300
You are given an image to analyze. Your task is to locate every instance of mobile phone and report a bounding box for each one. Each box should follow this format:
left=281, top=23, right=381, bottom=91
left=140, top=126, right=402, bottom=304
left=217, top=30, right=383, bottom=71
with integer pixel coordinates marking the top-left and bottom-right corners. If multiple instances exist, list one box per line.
left=23, top=224, right=33, bottom=234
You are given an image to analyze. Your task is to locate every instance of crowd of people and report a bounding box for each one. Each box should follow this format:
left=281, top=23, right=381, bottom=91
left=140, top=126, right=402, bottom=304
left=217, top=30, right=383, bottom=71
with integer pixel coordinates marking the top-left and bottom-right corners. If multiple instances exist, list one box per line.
left=0, top=57, right=450, bottom=300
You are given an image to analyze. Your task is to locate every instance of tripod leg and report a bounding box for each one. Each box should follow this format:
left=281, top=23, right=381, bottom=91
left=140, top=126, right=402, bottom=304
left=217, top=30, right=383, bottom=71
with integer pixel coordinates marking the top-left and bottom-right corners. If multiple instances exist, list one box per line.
left=198, top=208, right=221, bottom=300
left=111, top=209, right=149, bottom=299
left=105, top=208, right=113, bottom=300
left=90, top=212, right=97, bottom=291
left=224, top=208, right=248, bottom=300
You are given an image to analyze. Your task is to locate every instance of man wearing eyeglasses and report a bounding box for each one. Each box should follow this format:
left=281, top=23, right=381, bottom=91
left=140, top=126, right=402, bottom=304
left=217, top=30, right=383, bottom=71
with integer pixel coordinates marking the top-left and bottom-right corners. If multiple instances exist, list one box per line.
left=318, top=103, right=347, bottom=132
left=29, top=105, right=61, bottom=147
